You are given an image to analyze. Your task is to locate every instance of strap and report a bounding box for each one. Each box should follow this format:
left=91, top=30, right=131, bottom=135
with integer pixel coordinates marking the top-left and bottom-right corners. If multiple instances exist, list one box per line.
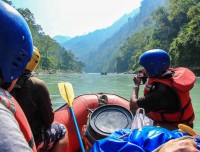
left=0, top=88, right=16, bottom=114
left=16, top=71, right=33, bottom=88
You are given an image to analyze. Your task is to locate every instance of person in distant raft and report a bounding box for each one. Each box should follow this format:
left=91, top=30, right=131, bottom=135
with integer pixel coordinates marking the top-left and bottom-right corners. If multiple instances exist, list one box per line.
left=11, top=47, right=68, bottom=152
left=0, top=1, right=37, bottom=151
left=130, top=49, right=196, bottom=130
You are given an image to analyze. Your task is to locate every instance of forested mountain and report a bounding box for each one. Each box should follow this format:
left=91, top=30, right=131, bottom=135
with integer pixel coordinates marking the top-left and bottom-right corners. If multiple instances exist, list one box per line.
left=116, top=0, right=200, bottom=74
left=53, top=35, right=72, bottom=44
left=62, top=8, right=140, bottom=66
left=86, top=0, right=165, bottom=72
left=3, top=0, right=84, bottom=72
left=61, top=0, right=165, bottom=72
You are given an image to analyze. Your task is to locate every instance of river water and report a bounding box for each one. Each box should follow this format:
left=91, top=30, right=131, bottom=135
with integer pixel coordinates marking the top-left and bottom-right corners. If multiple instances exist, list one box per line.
left=37, top=73, right=200, bottom=133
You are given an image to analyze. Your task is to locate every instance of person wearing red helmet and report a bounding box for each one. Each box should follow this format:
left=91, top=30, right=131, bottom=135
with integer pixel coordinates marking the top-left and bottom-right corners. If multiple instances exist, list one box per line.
left=130, top=49, right=196, bottom=130
left=0, top=1, right=36, bottom=151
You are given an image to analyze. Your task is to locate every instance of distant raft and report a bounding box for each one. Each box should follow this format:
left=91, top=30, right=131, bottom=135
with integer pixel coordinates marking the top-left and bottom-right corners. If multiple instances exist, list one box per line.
left=101, top=72, right=107, bottom=75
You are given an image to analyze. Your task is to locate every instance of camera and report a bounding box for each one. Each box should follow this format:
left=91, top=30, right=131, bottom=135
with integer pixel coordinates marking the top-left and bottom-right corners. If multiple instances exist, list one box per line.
left=137, top=70, right=147, bottom=84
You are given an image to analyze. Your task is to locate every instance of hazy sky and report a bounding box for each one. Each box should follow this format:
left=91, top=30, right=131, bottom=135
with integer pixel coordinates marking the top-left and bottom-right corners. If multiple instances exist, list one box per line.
left=11, top=0, right=141, bottom=38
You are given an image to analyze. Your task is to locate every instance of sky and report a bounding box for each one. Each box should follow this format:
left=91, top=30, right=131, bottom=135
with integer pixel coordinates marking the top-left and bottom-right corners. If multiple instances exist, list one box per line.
left=11, top=0, right=142, bottom=38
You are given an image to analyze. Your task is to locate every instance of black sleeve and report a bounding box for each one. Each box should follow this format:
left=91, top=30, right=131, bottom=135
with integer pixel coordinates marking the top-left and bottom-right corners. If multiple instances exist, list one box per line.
left=137, top=83, right=180, bottom=113
left=31, top=77, right=54, bottom=127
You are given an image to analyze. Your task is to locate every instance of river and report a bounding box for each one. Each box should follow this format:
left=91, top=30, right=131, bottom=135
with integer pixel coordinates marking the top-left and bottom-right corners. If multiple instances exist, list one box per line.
left=37, top=73, right=200, bottom=133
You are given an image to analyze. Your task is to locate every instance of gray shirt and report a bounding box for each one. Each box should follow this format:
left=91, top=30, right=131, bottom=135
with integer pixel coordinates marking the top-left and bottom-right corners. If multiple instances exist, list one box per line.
left=0, top=103, right=32, bottom=152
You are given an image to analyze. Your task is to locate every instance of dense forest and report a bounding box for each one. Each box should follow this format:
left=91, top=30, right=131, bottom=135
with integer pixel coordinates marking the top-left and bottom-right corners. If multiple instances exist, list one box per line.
left=117, top=0, right=200, bottom=74
left=3, top=0, right=85, bottom=73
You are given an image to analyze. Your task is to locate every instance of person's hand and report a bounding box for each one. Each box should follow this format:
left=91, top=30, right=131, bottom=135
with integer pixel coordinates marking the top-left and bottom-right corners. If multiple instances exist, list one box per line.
left=133, top=75, right=141, bottom=87
left=158, top=138, right=199, bottom=152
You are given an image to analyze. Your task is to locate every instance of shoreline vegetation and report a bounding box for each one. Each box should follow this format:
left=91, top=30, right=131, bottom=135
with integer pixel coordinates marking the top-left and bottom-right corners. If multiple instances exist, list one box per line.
left=34, top=69, right=135, bottom=75
left=32, top=69, right=200, bottom=77
left=34, top=67, right=200, bottom=76
left=34, top=69, right=81, bottom=75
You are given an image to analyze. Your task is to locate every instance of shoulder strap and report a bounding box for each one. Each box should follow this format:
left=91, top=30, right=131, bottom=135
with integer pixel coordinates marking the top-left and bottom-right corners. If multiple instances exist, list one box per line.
left=16, top=71, right=33, bottom=88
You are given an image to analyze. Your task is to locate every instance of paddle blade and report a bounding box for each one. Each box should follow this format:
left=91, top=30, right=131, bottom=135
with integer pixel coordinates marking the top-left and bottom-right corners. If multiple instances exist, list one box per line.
left=58, top=82, right=74, bottom=107
left=178, top=124, right=196, bottom=136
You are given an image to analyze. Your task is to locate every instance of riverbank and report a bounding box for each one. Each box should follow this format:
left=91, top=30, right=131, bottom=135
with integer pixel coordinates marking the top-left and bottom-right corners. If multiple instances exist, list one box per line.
left=34, top=67, right=200, bottom=76
left=127, top=67, right=200, bottom=77
left=34, top=69, right=81, bottom=75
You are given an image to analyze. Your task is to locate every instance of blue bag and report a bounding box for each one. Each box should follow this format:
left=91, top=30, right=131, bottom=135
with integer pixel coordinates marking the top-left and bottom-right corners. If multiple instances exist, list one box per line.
left=90, top=126, right=200, bottom=152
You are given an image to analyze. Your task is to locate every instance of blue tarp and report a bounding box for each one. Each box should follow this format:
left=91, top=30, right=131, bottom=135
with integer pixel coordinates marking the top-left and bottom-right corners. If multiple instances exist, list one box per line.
left=90, top=126, right=200, bottom=152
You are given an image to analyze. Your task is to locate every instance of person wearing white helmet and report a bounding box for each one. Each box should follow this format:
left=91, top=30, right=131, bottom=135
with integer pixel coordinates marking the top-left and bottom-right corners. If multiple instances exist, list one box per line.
left=0, top=1, right=36, bottom=151
left=130, top=49, right=196, bottom=130
left=11, top=47, right=68, bottom=152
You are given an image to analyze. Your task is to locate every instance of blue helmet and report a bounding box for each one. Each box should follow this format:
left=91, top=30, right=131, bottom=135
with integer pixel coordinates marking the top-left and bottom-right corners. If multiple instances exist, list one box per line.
left=139, top=49, right=170, bottom=77
left=0, top=1, right=33, bottom=82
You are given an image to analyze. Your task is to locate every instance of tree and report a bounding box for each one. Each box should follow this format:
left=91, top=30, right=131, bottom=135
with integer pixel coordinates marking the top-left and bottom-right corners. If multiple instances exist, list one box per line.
left=169, top=2, right=200, bottom=67
left=116, top=0, right=200, bottom=73
left=2, top=1, right=84, bottom=72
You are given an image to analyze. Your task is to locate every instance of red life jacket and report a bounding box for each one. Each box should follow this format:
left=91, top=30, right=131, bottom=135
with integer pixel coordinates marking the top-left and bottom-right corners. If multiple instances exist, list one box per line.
left=144, top=67, right=195, bottom=127
left=0, top=88, right=37, bottom=152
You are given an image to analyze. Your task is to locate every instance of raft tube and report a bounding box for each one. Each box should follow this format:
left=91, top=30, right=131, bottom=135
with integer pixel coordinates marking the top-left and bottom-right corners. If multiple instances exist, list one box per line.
left=54, top=93, right=130, bottom=152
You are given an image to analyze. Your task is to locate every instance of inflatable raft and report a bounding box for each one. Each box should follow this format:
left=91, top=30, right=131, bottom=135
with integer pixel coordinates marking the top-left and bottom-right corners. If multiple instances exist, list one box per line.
left=54, top=93, right=132, bottom=152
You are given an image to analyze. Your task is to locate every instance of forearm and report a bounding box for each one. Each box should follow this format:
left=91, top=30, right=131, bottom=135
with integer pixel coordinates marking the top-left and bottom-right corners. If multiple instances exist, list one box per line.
left=131, top=85, right=139, bottom=99
left=130, top=86, right=139, bottom=115
left=154, top=136, right=198, bottom=152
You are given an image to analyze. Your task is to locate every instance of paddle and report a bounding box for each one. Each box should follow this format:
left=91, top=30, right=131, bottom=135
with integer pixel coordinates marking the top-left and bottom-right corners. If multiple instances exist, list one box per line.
left=178, top=124, right=200, bottom=138
left=58, top=82, right=85, bottom=152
